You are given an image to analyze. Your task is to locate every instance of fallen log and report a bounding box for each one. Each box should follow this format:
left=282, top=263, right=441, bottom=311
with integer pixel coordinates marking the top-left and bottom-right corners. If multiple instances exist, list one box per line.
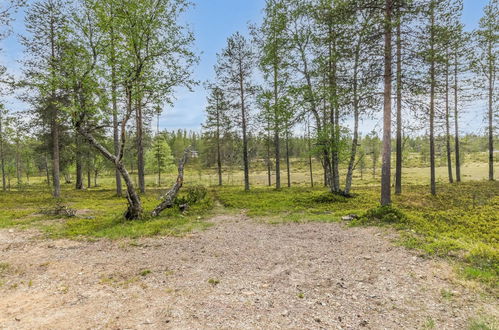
left=151, top=147, right=191, bottom=217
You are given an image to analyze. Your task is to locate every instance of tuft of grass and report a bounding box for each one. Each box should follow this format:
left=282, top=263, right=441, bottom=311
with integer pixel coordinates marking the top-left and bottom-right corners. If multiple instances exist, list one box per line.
left=139, top=269, right=152, bottom=276
left=0, top=262, right=10, bottom=276
left=422, top=317, right=436, bottom=329
left=208, top=278, right=220, bottom=286
left=440, top=288, right=454, bottom=301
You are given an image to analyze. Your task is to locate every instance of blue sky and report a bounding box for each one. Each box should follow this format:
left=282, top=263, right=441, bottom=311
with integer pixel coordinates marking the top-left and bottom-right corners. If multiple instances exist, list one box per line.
left=0, top=0, right=491, bottom=134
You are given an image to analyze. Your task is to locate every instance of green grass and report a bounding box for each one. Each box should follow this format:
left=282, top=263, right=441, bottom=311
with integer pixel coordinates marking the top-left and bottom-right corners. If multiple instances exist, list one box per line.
left=214, top=181, right=499, bottom=289
left=0, top=183, right=215, bottom=239
left=467, top=316, right=498, bottom=330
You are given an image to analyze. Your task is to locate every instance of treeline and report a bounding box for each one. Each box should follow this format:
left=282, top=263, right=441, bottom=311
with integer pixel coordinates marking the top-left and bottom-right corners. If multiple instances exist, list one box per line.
left=0, top=0, right=497, bottom=219
left=0, top=110, right=494, bottom=191
left=202, top=0, right=497, bottom=202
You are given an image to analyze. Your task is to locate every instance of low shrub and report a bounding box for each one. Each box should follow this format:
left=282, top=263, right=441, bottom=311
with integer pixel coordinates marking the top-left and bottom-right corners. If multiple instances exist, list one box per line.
left=175, top=185, right=208, bottom=206
left=357, top=205, right=408, bottom=224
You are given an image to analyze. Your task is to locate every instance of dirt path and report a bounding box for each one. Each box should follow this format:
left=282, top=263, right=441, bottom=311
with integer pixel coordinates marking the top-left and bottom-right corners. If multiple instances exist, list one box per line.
left=0, top=214, right=497, bottom=329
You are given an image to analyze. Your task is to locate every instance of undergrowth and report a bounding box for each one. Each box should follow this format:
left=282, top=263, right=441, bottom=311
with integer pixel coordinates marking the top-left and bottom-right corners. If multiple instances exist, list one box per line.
left=0, top=183, right=215, bottom=239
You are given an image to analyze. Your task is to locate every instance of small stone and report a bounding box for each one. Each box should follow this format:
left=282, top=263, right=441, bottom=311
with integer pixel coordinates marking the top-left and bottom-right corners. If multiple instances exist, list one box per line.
left=281, top=310, right=289, bottom=317
left=8, top=229, right=14, bottom=233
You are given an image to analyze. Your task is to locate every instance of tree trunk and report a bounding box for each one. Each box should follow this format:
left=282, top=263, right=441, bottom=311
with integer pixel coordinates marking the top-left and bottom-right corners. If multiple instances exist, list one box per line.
left=395, top=10, right=403, bottom=195
left=49, top=17, right=61, bottom=198
left=75, top=135, right=83, bottom=189
left=77, top=126, right=142, bottom=219
left=216, top=96, right=222, bottom=186
left=488, top=38, right=494, bottom=181
left=454, top=50, right=461, bottom=182
left=45, top=153, right=50, bottom=187
left=285, top=126, right=291, bottom=188
left=445, top=48, right=454, bottom=183
left=267, top=126, right=272, bottom=186
left=239, top=67, right=250, bottom=191
left=307, top=122, right=314, bottom=188
left=273, top=62, right=281, bottom=190
left=381, top=0, right=393, bottom=205
left=111, top=25, right=122, bottom=197
left=344, top=39, right=361, bottom=196
left=429, top=5, right=436, bottom=195
left=15, top=136, right=21, bottom=186
left=151, top=148, right=189, bottom=217
left=87, top=151, right=92, bottom=188
left=136, top=91, right=145, bottom=193
left=51, top=105, right=61, bottom=198
left=0, top=112, right=5, bottom=192
left=328, top=26, right=340, bottom=194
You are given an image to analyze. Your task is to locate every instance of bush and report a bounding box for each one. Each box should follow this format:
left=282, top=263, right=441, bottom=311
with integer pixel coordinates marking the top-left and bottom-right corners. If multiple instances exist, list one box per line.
left=293, top=191, right=348, bottom=205
left=175, top=185, right=208, bottom=206
left=357, top=205, right=407, bottom=224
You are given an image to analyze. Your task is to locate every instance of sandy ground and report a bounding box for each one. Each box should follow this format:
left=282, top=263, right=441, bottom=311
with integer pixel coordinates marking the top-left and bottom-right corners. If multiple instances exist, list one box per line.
left=0, top=214, right=497, bottom=329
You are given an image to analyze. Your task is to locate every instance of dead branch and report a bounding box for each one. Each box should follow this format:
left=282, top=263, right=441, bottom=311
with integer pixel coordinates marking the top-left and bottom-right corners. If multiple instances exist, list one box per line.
left=151, top=146, right=191, bottom=217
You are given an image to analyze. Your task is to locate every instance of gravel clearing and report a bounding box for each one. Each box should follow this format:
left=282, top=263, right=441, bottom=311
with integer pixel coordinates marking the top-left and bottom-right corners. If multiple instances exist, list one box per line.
left=0, top=214, right=497, bottom=329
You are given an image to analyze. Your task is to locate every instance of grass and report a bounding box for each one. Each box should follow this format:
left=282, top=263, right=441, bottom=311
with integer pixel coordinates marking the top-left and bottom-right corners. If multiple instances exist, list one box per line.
left=0, top=183, right=215, bottom=239
left=467, top=316, right=498, bottom=330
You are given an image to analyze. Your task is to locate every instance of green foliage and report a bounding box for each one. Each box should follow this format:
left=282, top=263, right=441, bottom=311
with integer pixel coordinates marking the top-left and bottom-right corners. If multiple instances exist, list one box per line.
left=175, top=185, right=208, bottom=206
left=467, top=316, right=498, bottom=330
left=145, top=134, right=175, bottom=175
left=139, top=269, right=151, bottom=276
left=0, top=183, right=214, bottom=239
left=208, top=278, right=220, bottom=286
left=355, top=205, right=408, bottom=224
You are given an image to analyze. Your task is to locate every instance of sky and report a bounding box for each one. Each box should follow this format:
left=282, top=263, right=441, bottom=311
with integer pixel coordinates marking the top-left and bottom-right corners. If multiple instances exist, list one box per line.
left=0, top=0, right=492, bottom=135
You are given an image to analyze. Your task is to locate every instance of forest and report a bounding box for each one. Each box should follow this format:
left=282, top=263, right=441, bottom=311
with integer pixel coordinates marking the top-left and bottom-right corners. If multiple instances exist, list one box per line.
left=0, top=0, right=497, bottom=329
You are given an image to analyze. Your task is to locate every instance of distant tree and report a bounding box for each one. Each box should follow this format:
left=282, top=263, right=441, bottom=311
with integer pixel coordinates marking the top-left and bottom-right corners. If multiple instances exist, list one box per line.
left=451, top=22, right=468, bottom=182
left=215, top=32, right=256, bottom=191
left=202, top=85, right=231, bottom=186
left=0, top=104, right=7, bottom=191
left=145, top=133, right=174, bottom=186
left=365, top=131, right=381, bottom=179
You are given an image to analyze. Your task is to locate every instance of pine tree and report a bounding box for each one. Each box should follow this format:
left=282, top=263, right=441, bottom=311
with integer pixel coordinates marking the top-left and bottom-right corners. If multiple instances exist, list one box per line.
left=254, top=0, right=291, bottom=189
left=471, top=0, right=498, bottom=181
left=381, top=0, right=393, bottom=205
left=203, top=85, right=231, bottom=186
left=21, top=0, right=70, bottom=198
left=215, top=32, right=256, bottom=192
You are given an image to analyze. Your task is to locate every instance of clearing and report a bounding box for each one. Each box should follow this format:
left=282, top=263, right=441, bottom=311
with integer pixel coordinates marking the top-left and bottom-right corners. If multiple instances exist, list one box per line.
left=0, top=213, right=497, bottom=329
